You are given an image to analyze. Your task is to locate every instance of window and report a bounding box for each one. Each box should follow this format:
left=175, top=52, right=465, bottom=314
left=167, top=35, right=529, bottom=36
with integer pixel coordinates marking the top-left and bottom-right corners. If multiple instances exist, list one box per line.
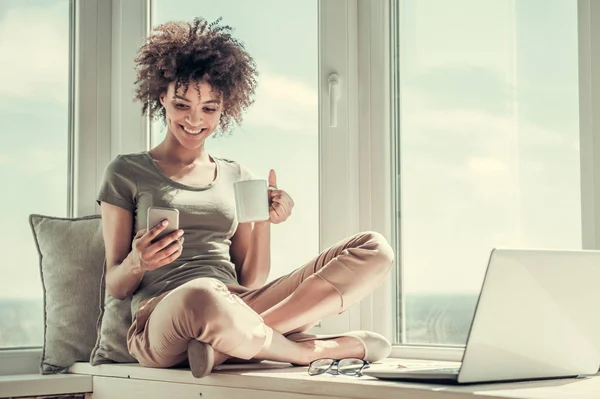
left=150, top=0, right=319, bottom=281
left=0, top=0, right=71, bottom=348
left=394, top=0, right=581, bottom=346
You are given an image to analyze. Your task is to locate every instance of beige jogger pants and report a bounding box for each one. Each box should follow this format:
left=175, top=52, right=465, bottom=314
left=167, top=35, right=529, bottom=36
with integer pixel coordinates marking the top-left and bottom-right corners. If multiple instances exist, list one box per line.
left=127, top=231, right=394, bottom=368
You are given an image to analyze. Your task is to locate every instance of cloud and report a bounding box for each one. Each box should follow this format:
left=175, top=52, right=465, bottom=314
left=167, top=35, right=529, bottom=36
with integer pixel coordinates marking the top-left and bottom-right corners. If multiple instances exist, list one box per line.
left=22, top=148, right=67, bottom=174
left=403, top=108, right=579, bottom=153
left=400, top=107, right=579, bottom=201
left=0, top=3, right=69, bottom=104
left=467, top=157, right=509, bottom=178
left=0, top=152, right=13, bottom=166
left=243, top=72, right=318, bottom=133
left=400, top=106, right=582, bottom=293
left=0, top=148, right=66, bottom=176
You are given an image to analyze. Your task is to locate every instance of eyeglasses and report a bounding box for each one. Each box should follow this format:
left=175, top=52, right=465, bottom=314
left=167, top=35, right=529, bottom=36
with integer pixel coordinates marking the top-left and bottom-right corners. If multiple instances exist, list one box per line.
left=308, top=358, right=370, bottom=377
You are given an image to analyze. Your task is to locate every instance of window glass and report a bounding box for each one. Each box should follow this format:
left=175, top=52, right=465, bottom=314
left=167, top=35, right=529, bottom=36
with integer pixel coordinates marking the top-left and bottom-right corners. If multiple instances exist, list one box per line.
left=396, top=0, right=580, bottom=345
left=0, top=0, right=70, bottom=348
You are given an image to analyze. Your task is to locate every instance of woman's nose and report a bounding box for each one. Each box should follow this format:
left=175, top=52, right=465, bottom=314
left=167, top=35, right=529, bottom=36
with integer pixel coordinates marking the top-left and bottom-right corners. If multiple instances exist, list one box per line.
left=186, top=109, right=203, bottom=126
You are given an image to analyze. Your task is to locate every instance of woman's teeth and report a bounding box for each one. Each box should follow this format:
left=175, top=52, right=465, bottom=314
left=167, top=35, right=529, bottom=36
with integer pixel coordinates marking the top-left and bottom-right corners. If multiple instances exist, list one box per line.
left=182, top=125, right=203, bottom=134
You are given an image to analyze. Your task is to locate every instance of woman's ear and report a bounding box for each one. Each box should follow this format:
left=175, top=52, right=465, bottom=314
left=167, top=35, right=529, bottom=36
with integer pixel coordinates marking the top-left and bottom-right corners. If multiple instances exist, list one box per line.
left=159, top=92, right=166, bottom=107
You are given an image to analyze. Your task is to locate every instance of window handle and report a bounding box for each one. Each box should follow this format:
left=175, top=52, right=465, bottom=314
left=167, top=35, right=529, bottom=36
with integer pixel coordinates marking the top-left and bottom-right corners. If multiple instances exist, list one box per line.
left=328, top=73, right=341, bottom=127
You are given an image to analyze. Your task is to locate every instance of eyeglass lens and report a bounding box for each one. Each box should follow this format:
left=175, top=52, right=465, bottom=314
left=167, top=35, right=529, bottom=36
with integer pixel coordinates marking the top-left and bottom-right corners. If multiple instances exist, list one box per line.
left=308, top=358, right=335, bottom=376
left=338, top=358, right=366, bottom=375
left=308, top=358, right=367, bottom=376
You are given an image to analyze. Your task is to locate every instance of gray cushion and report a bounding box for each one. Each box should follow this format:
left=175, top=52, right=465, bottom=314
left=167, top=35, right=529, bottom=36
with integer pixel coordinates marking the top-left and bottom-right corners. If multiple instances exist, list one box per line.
left=89, top=285, right=136, bottom=364
left=88, top=220, right=137, bottom=364
left=30, top=214, right=105, bottom=374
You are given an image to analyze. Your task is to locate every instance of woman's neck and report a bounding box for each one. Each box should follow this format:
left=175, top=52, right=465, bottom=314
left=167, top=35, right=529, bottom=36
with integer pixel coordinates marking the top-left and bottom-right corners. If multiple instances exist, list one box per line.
left=153, top=132, right=211, bottom=165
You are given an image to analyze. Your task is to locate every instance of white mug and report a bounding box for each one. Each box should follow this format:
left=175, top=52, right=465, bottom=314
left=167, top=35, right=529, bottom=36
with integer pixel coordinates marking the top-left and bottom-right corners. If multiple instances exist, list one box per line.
left=234, top=179, right=270, bottom=223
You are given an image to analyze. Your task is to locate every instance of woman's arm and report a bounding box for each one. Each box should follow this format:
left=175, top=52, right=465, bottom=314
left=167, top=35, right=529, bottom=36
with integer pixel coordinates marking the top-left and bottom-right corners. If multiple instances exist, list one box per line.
left=101, top=202, right=185, bottom=299
left=101, top=202, right=145, bottom=299
left=230, top=221, right=271, bottom=289
left=230, top=169, right=294, bottom=289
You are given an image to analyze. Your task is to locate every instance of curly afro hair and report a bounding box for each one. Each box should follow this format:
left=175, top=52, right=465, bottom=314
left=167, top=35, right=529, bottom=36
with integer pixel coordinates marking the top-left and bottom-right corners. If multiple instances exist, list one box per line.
left=133, top=17, right=258, bottom=134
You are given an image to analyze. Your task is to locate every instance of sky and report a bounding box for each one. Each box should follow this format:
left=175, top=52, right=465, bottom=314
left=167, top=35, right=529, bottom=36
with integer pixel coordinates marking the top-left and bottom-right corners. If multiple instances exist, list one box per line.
left=0, top=0, right=70, bottom=300
left=0, top=0, right=581, bottom=301
left=399, top=0, right=580, bottom=294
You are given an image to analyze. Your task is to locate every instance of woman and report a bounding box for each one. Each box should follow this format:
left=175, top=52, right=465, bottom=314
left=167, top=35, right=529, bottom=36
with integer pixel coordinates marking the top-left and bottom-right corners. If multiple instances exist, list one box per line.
left=98, top=17, right=394, bottom=378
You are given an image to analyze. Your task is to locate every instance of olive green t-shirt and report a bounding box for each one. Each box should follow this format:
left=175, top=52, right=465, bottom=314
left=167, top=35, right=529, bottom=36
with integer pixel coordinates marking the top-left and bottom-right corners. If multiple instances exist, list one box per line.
left=97, top=151, right=253, bottom=317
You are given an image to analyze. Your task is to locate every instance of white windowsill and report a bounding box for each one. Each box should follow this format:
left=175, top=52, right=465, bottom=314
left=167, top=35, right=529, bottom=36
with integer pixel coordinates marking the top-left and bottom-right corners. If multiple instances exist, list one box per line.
left=2, top=358, right=600, bottom=399
left=0, top=373, right=92, bottom=398
left=63, top=360, right=600, bottom=399
left=2, top=360, right=600, bottom=399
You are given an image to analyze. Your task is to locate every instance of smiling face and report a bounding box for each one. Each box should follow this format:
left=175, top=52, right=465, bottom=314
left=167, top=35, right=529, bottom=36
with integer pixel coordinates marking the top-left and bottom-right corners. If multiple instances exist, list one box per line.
left=159, top=80, right=223, bottom=150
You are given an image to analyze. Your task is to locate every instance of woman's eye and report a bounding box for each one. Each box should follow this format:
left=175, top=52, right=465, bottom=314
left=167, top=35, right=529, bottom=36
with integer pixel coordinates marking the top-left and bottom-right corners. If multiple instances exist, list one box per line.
left=175, top=103, right=188, bottom=109
left=204, top=108, right=217, bottom=113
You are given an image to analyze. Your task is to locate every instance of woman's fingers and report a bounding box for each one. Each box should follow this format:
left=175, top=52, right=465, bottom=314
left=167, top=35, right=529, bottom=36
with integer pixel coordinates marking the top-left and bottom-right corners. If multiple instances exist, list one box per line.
left=271, top=196, right=288, bottom=208
left=270, top=191, right=294, bottom=211
left=270, top=201, right=289, bottom=223
left=138, top=220, right=169, bottom=247
left=137, top=228, right=184, bottom=270
left=144, top=238, right=183, bottom=271
left=157, top=238, right=184, bottom=263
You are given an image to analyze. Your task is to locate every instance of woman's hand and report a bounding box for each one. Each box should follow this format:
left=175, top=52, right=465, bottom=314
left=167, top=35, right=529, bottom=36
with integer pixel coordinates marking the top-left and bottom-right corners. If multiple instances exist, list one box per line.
left=127, top=221, right=184, bottom=274
left=267, top=169, right=294, bottom=224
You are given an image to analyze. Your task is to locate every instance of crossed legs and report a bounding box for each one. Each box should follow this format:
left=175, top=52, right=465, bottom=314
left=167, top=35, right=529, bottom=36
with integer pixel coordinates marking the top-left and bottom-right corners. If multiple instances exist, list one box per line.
left=127, top=231, right=394, bottom=368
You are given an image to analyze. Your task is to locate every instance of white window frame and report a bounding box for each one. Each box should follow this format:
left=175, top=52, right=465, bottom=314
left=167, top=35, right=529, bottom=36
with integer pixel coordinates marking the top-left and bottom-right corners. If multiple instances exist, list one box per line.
left=74, top=0, right=113, bottom=217
left=3, top=0, right=599, bottom=375
left=352, top=0, right=395, bottom=338
left=314, top=0, right=361, bottom=335
left=109, top=0, right=151, bottom=165
left=578, top=0, right=600, bottom=252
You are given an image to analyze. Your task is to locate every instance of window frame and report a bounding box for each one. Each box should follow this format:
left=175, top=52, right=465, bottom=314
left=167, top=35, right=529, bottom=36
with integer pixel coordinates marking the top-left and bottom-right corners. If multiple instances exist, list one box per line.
left=109, top=0, right=151, bottom=167
left=578, top=0, right=600, bottom=251
left=75, top=0, right=113, bottom=217
left=352, top=0, right=396, bottom=339
left=313, top=0, right=362, bottom=335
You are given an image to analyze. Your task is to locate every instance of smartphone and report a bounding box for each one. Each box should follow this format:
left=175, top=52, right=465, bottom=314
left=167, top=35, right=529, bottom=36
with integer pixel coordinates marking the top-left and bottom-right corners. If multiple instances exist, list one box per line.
left=147, top=206, right=179, bottom=241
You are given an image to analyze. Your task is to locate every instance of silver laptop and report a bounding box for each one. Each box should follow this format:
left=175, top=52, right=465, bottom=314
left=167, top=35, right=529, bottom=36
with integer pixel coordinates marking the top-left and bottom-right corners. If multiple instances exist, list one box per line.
left=363, top=248, right=600, bottom=384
